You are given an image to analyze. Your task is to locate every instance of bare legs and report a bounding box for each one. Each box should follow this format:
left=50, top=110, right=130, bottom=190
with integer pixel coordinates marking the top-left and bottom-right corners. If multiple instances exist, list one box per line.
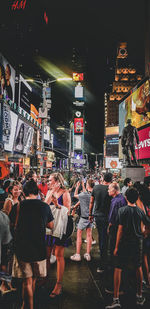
left=21, top=277, right=36, bottom=309
left=113, top=266, right=143, bottom=299
left=76, top=228, right=92, bottom=254
left=50, top=246, right=65, bottom=296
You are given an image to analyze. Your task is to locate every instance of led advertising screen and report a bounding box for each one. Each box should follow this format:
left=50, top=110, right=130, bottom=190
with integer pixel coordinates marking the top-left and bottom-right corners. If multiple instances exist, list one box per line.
left=73, top=73, right=84, bottom=82
left=106, top=135, right=119, bottom=157
left=3, top=104, right=18, bottom=152
left=74, top=135, right=82, bottom=149
left=135, top=125, right=150, bottom=160
left=75, top=83, right=84, bottom=98
left=74, top=118, right=83, bottom=134
left=0, top=53, right=16, bottom=102
left=15, top=75, right=32, bottom=113
left=106, top=126, right=119, bottom=136
left=13, top=118, right=34, bottom=154
left=30, top=104, right=41, bottom=124
left=105, top=157, right=122, bottom=169
left=119, top=78, right=150, bottom=137
left=44, top=125, right=50, bottom=141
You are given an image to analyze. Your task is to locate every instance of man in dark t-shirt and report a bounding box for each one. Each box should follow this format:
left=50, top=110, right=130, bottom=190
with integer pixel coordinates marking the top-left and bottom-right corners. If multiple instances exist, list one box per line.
left=106, top=188, right=150, bottom=309
left=89, top=172, right=112, bottom=272
left=13, top=180, right=54, bottom=309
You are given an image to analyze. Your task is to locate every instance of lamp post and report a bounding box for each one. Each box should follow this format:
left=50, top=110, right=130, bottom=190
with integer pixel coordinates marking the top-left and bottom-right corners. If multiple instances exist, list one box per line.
left=26, top=77, right=72, bottom=175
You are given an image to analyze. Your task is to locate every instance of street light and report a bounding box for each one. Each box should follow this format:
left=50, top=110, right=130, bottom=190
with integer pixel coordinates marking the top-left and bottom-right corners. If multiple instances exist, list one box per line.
left=26, top=77, right=72, bottom=175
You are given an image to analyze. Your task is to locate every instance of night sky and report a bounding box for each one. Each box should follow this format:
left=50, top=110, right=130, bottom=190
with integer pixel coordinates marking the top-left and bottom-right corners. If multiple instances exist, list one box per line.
left=0, top=0, right=146, bottom=154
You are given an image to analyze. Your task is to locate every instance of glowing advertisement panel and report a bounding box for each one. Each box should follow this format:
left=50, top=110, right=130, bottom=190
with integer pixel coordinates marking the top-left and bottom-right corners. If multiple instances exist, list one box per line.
left=106, top=135, right=119, bottom=157
left=74, top=118, right=83, bottom=134
left=73, top=73, right=84, bottom=82
left=105, top=157, right=122, bottom=169
left=13, top=118, right=34, bottom=154
left=3, top=104, right=18, bottom=152
left=44, top=126, right=50, bottom=141
left=119, top=79, right=150, bottom=137
left=75, top=84, right=83, bottom=98
left=74, top=135, right=82, bottom=149
left=135, top=126, right=150, bottom=160
left=0, top=53, right=16, bottom=102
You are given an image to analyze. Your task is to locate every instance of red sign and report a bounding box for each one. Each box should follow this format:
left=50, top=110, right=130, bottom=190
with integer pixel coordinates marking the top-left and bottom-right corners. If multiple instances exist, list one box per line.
left=142, top=164, right=150, bottom=176
left=73, top=73, right=84, bottom=82
left=74, top=118, right=83, bottom=134
left=135, top=125, right=150, bottom=159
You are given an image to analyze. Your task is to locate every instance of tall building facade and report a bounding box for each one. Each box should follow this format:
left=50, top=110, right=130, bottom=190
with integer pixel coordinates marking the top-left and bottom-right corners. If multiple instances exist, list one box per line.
left=105, top=42, right=142, bottom=127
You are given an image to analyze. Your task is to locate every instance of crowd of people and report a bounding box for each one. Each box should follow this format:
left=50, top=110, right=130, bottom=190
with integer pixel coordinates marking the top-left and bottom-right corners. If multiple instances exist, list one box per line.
left=0, top=169, right=150, bottom=309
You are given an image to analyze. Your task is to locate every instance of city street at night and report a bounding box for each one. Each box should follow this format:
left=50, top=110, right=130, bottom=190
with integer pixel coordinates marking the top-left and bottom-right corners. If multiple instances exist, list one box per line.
left=0, top=1, right=150, bottom=309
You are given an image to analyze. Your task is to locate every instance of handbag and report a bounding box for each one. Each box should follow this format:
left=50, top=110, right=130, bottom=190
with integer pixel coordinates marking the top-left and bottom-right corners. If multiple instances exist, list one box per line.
left=63, top=215, right=74, bottom=239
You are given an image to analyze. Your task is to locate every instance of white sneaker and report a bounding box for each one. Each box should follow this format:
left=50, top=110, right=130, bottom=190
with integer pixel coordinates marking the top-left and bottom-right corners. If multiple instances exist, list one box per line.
left=50, top=254, right=56, bottom=264
left=84, top=239, right=96, bottom=245
left=84, top=253, right=91, bottom=261
left=70, top=253, right=81, bottom=261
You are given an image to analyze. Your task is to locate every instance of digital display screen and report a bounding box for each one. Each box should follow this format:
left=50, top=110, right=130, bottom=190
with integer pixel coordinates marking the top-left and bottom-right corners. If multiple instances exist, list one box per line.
left=13, top=118, right=34, bottom=154
left=0, top=53, right=16, bottom=102
left=119, top=78, right=150, bottom=137
left=106, top=135, right=119, bottom=157
left=3, top=104, right=18, bottom=152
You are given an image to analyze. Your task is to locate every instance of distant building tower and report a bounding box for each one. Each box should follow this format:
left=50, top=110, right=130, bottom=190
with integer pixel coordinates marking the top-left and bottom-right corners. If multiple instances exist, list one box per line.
left=105, top=42, right=142, bottom=127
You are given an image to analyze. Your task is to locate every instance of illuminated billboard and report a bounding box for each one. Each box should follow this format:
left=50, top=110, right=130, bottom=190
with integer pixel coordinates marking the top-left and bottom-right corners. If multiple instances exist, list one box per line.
left=105, top=157, right=122, bottom=169
left=135, top=125, right=150, bottom=160
left=74, top=118, right=83, bottom=134
left=0, top=53, right=16, bottom=102
left=119, top=78, right=150, bottom=137
left=73, top=73, right=84, bottom=82
left=74, top=135, right=82, bottom=149
left=75, top=83, right=84, bottom=98
left=30, top=104, right=41, bottom=124
left=13, top=118, right=34, bottom=154
left=106, top=135, right=119, bottom=157
left=44, top=125, right=50, bottom=141
left=3, top=104, right=18, bottom=152
left=15, top=75, right=32, bottom=114
left=106, top=126, right=119, bottom=136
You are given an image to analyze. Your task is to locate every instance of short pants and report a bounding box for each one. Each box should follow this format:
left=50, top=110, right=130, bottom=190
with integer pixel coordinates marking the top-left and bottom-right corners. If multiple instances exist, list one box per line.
left=114, top=238, right=143, bottom=269
left=12, top=255, right=47, bottom=278
left=77, top=217, right=93, bottom=230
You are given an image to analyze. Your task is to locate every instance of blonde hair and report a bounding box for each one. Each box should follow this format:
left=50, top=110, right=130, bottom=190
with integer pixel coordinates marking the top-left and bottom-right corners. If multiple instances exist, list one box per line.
left=51, top=172, right=66, bottom=189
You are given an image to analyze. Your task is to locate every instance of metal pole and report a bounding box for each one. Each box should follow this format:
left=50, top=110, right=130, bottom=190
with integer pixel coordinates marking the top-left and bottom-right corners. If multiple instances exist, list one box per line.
left=40, top=82, right=47, bottom=176
left=68, top=126, right=72, bottom=186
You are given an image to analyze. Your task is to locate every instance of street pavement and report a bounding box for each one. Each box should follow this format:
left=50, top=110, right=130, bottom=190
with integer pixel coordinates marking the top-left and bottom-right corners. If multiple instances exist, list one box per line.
left=1, top=229, right=150, bottom=309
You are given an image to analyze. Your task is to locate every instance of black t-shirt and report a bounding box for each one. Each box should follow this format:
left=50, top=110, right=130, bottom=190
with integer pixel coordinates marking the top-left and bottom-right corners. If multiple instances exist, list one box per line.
left=91, top=184, right=111, bottom=217
left=15, top=199, right=53, bottom=262
left=117, top=205, right=150, bottom=242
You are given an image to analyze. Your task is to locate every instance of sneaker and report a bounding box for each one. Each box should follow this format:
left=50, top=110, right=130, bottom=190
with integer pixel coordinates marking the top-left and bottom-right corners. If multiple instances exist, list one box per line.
left=105, top=298, right=121, bottom=308
left=92, top=240, right=96, bottom=245
left=97, top=267, right=104, bottom=273
left=84, top=239, right=87, bottom=243
left=50, top=254, right=56, bottom=264
left=136, top=295, right=146, bottom=305
left=84, top=253, right=91, bottom=261
left=70, top=253, right=81, bottom=261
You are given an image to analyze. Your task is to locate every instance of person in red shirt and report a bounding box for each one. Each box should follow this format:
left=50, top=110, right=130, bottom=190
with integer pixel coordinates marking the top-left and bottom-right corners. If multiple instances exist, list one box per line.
left=38, top=176, right=48, bottom=200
